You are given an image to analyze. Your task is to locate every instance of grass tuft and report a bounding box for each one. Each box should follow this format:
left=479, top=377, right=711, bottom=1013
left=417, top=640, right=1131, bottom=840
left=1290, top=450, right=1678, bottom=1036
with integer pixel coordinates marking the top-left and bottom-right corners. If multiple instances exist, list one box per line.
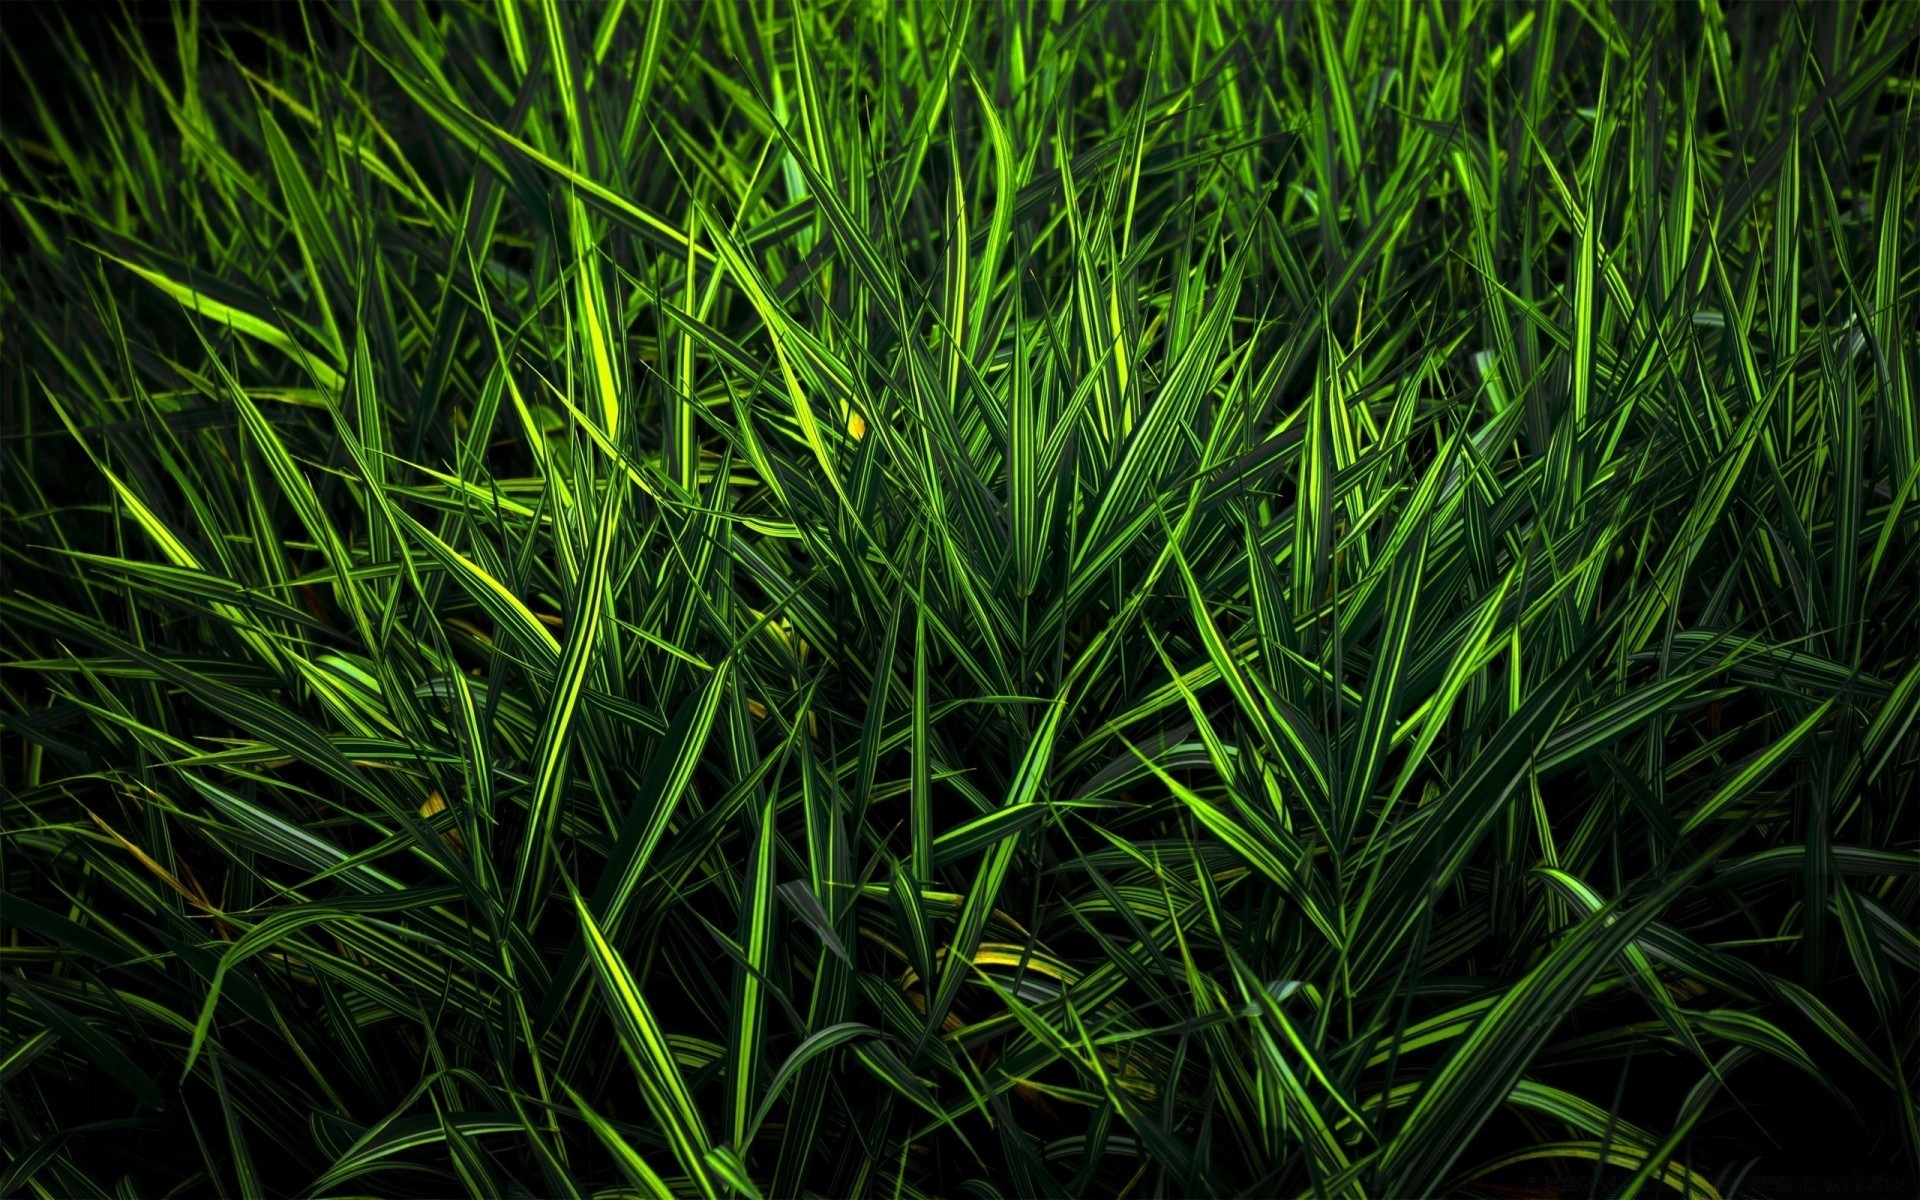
left=3, top=2, right=1917, bottom=1196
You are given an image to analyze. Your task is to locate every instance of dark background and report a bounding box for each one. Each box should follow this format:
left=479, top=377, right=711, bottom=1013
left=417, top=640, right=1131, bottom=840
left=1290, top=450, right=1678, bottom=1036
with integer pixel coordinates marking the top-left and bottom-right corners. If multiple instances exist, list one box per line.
left=3, top=1, right=309, bottom=139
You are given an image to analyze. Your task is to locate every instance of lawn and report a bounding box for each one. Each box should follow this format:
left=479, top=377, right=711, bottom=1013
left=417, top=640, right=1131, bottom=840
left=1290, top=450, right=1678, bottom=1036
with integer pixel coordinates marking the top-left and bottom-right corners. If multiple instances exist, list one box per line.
left=1, top=1, right=1916, bottom=1196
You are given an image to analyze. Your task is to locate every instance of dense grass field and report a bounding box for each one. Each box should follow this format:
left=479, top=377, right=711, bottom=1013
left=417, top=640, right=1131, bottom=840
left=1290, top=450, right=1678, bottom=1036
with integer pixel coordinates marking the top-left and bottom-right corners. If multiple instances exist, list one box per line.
left=2, top=1, right=1916, bottom=1196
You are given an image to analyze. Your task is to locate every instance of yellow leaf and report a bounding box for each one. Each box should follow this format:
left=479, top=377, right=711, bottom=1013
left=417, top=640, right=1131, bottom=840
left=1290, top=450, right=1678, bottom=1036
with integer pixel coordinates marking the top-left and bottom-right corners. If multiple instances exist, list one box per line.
left=418, top=792, right=466, bottom=853
left=87, top=809, right=222, bottom=915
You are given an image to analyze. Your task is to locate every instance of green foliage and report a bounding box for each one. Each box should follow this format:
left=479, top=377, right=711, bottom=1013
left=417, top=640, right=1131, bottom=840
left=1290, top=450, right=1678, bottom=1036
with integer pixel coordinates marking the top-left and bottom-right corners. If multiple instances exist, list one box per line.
left=3, top=1, right=1917, bottom=1196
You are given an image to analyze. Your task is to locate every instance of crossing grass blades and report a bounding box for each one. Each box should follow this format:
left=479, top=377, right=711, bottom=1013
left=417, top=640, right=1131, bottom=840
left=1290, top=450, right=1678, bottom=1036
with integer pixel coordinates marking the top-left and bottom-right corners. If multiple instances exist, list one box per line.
left=2, top=1, right=1917, bottom=1197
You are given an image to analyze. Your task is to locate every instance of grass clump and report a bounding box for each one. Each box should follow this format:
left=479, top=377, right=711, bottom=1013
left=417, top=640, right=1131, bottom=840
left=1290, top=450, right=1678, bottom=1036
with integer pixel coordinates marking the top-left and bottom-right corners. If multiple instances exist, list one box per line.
left=2, top=2, right=1917, bottom=1196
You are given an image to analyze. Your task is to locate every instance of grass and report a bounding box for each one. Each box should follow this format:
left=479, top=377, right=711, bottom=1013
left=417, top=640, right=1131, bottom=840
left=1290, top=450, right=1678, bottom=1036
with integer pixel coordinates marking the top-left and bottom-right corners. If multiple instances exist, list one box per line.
left=1, top=1, right=1916, bottom=1196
